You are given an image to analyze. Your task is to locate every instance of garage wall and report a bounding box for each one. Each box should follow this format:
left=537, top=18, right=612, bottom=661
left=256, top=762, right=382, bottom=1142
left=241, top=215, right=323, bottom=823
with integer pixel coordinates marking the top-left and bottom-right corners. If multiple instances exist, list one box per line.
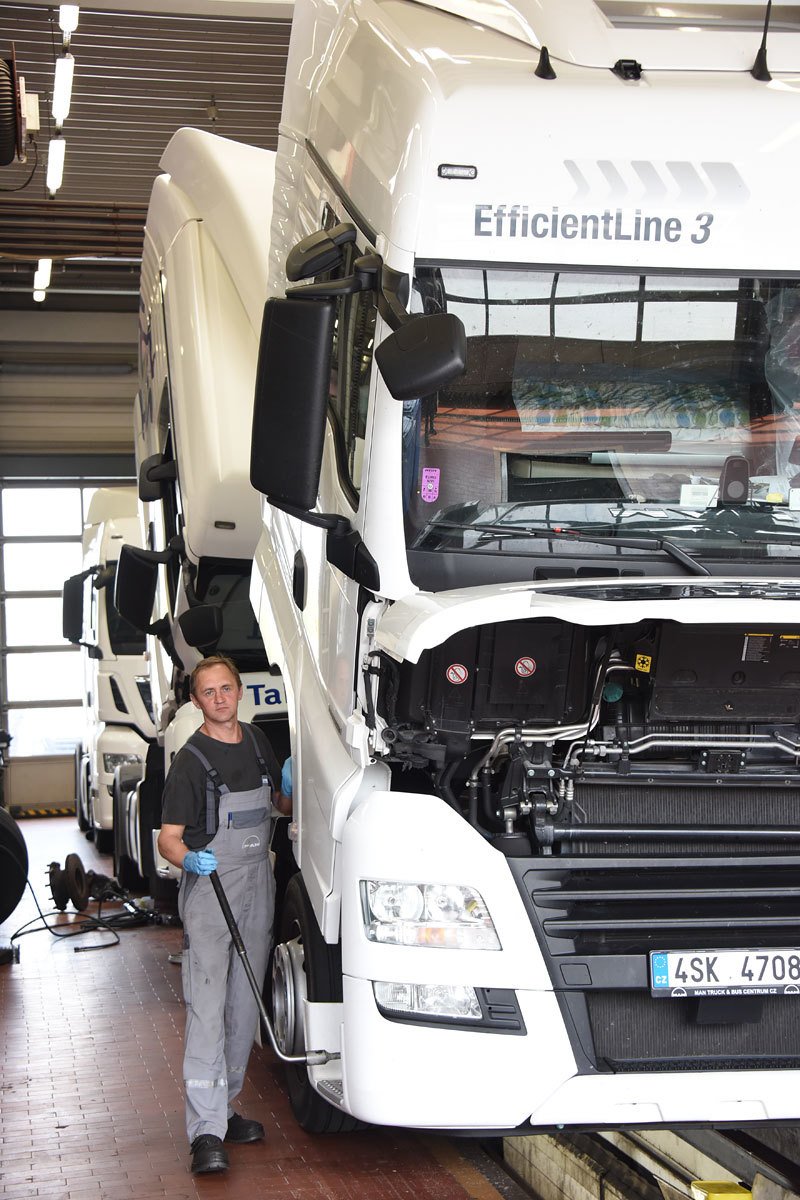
left=0, top=311, right=138, bottom=454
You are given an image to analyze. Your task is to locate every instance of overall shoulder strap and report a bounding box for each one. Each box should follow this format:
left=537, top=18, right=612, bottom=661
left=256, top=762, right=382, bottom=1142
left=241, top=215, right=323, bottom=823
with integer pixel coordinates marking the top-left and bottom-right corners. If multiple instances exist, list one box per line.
left=241, top=723, right=269, bottom=778
left=184, top=740, right=230, bottom=836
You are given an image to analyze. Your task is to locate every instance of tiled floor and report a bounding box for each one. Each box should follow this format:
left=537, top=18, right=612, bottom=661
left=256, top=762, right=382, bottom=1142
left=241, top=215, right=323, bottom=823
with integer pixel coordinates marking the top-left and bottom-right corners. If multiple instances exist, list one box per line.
left=0, top=817, right=520, bottom=1200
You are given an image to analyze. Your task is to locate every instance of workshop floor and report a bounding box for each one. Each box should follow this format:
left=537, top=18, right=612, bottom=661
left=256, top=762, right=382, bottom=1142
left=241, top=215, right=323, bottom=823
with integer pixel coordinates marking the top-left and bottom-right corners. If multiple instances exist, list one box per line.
left=0, top=816, right=519, bottom=1200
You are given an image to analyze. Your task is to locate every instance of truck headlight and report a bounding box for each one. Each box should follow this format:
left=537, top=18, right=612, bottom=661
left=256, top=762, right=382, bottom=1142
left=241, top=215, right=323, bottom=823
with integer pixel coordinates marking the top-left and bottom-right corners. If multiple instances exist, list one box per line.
left=102, top=753, right=142, bottom=773
left=374, top=981, right=482, bottom=1020
left=361, top=881, right=500, bottom=950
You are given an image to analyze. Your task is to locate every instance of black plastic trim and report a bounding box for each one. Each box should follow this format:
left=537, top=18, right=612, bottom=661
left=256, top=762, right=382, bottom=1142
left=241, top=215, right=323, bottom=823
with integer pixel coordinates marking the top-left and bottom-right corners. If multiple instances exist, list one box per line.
left=374, top=986, right=526, bottom=1035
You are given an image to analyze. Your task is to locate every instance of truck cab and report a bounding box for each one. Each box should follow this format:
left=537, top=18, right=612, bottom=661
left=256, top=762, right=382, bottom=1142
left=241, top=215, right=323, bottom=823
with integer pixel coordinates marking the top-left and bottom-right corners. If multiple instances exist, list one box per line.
left=250, top=0, right=800, bottom=1134
left=62, top=487, right=155, bottom=853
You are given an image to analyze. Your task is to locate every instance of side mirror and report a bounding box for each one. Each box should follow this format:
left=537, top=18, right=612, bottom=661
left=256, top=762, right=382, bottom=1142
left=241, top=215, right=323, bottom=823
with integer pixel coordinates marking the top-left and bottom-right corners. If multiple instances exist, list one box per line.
left=114, top=544, right=159, bottom=632
left=375, top=313, right=467, bottom=402
left=138, top=452, right=177, bottom=503
left=178, top=605, right=223, bottom=650
left=286, top=222, right=356, bottom=282
left=250, top=296, right=336, bottom=512
left=62, top=574, right=84, bottom=644
left=94, top=564, right=116, bottom=591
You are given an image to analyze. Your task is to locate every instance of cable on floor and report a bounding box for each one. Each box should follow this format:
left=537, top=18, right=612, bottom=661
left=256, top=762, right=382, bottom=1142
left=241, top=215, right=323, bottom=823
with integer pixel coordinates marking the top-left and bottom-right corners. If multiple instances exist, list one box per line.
left=9, top=878, right=155, bottom=951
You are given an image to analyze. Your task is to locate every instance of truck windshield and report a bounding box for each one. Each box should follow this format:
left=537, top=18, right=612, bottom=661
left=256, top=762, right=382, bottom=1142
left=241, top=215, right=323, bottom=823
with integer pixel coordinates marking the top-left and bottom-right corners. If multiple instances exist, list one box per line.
left=402, top=266, right=800, bottom=588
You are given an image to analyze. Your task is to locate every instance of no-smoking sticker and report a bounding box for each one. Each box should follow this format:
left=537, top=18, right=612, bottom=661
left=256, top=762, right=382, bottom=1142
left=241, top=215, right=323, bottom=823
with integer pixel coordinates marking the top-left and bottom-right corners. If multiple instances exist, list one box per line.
left=446, top=663, right=469, bottom=686
left=515, top=656, right=536, bottom=678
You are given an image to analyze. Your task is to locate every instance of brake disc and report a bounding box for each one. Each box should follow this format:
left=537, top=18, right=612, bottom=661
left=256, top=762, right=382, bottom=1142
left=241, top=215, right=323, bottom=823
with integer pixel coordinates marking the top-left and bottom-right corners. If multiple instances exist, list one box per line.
left=64, top=853, right=89, bottom=911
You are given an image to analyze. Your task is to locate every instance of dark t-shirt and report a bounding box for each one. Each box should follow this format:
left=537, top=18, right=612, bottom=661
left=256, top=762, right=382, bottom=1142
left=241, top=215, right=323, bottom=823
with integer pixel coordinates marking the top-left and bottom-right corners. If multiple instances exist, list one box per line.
left=161, top=723, right=281, bottom=849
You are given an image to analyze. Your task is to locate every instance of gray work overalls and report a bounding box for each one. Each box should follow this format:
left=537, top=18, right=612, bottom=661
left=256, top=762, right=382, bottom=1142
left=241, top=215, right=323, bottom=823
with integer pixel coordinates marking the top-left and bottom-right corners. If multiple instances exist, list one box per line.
left=178, top=725, right=275, bottom=1143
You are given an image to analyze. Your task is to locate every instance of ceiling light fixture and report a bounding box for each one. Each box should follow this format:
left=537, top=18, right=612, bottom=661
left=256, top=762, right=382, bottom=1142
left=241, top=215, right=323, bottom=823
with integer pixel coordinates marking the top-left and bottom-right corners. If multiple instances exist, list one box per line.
left=34, top=258, right=53, bottom=290
left=52, top=53, right=75, bottom=130
left=58, top=5, right=79, bottom=48
left=46, top=136, right=66, bottom=196
left=33, top=289, right=46, bottom=303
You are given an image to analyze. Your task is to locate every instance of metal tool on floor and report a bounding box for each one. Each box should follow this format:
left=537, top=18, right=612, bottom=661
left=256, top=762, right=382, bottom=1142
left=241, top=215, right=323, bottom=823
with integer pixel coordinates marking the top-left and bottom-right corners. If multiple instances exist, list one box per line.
left=208, top=869, right=337, bottom=1066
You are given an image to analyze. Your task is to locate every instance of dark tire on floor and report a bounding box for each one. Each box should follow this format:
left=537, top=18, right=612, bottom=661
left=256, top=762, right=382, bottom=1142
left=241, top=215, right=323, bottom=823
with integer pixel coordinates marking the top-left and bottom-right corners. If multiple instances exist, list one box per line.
left=277, top=875, right=361, bottom=1134
left=0, top=806, right=28, bottom=922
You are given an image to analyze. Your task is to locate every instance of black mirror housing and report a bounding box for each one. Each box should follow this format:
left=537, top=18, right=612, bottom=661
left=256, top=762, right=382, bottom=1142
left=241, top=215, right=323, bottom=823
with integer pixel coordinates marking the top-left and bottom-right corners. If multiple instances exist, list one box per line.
left=178, top=604, right=224, bottom=650
left=115, top=544, right=159, bottom=633
left=138, top=453, right=177, bottom=502
left=286, top=222, right=356, bottom=282
left=250, top=297, right=336, bottom=511
left=62, top=574, right=84, bottom=644
left=375, top=313, right=467, bottom=401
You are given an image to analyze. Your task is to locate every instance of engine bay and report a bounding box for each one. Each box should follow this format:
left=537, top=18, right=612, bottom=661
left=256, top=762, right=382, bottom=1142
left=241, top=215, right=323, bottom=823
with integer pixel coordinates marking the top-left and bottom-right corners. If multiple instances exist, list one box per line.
left=371, top=619, right=800, bottom=857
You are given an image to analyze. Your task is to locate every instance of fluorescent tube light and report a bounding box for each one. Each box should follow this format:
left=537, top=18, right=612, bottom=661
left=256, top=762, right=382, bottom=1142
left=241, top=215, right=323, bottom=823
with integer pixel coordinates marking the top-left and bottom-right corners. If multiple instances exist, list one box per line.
left=46, top=136, right=66, bottom=195
left=52, top=54, right=74, bottom=128
left=58, top=6, right=79, bottom=36
left=34, top=259, right=53, bottom=290
left=33, top=290, right=46, bottom=303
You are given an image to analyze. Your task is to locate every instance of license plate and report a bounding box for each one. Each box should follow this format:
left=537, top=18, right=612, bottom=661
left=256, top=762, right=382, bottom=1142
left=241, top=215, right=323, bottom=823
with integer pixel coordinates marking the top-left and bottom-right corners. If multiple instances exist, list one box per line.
left=650, top=949, right=800, bottom=997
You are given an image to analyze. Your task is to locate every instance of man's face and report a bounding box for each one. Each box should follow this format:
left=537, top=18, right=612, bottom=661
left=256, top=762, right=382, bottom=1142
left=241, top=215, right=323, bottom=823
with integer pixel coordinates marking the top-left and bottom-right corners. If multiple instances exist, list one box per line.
left=191, top=664, right=242, bottom=725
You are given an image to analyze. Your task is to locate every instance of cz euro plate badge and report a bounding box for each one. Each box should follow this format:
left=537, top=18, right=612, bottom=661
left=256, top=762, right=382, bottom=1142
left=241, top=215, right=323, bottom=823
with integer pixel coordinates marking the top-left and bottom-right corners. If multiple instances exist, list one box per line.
left=650, top=949, right=800, bottom=998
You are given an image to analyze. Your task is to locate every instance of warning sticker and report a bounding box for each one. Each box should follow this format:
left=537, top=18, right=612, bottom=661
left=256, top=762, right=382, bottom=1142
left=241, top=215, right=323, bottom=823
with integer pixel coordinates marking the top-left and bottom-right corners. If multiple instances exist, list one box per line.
left=743, top=633, right=771, bottom=663
left=446, top=663, right=469, bottom=686
left=635, top=654, right=652, bottom=673
left=514, top=656, right=537, bottom=678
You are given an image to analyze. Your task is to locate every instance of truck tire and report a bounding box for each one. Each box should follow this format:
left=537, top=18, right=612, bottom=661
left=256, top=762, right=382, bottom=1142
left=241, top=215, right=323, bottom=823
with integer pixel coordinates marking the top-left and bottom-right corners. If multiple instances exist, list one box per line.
left=112, top=771, right=145, bottom=892
left=74, top=747, right=89, bottom=832
left=94, top=827, right=114, bottom=855
left=275, top=875, right=360, bottom=1134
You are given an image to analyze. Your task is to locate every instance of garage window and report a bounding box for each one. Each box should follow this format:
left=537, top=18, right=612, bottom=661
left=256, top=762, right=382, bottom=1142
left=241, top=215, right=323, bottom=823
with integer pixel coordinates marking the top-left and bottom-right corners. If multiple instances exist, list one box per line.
left=0, top=466, right=134, bottom=758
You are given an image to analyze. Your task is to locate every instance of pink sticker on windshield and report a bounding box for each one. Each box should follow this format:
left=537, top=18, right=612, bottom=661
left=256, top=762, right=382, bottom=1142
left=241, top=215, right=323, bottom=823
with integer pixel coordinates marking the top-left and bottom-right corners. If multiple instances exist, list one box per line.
left=421, top=467, right=440, bottom=502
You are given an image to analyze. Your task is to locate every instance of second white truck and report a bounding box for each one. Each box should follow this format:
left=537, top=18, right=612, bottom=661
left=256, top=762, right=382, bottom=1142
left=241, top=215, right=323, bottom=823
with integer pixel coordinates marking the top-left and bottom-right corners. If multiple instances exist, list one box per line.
left=62, top=487, right=155, bottom=855
left=113, top=129, right=290, bottom=895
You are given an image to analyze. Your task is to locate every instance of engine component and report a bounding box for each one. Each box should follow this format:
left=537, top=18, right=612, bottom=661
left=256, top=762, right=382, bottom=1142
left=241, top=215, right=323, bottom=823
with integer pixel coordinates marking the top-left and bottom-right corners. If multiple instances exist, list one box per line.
left=650, top=625, right=800, bottom=722
left=385, top=619, right=591, bottom=736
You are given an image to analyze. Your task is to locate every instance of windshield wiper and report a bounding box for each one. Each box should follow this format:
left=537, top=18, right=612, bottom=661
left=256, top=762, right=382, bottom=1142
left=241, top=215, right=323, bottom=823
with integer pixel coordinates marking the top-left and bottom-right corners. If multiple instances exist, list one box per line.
left=426, top=520, right=711, bottom=576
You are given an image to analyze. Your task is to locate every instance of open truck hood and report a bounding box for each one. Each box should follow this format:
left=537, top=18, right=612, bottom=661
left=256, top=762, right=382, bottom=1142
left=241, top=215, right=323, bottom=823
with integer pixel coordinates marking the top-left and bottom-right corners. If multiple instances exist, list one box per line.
left=375, top=578, right=800, bottom=663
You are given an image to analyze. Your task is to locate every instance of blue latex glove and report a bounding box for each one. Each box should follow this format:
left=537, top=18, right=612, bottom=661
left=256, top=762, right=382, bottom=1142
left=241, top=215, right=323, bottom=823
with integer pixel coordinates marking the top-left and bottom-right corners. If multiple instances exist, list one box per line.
left=183, top=848, right=218, bottom=875
left=281, top=756, right=293, bottom=799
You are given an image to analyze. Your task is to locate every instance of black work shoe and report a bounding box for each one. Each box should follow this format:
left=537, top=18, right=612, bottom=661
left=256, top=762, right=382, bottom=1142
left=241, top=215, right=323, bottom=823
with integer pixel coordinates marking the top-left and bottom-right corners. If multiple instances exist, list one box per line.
left=225, top=1112, right=265, bottom=1143
left=190, top=1133, right=229, bottom=1174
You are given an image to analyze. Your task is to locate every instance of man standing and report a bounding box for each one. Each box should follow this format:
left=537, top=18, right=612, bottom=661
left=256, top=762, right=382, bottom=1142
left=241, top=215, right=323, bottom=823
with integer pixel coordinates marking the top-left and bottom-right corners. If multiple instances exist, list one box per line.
left=158, top=654, right=292, bottom=1174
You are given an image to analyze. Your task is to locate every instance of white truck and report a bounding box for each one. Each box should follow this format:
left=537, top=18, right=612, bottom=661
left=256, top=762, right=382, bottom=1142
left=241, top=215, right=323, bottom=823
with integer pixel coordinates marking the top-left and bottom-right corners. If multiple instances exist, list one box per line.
left=113, top=129, right=289, bottom=896
left=249, top=0, right=800, bottom=1135
left=62, top=487, right=155, bottom=855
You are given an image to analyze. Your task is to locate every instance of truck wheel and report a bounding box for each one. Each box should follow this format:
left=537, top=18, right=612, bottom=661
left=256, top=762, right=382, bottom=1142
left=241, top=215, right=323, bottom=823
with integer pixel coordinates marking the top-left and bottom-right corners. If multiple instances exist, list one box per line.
left=94, top=827, right=114, bottom=856
left=112, top=775, right=145, bottom=892
left=273, top=875, right=360, bottom=1134
left=74, top=748, right=89, bottom=832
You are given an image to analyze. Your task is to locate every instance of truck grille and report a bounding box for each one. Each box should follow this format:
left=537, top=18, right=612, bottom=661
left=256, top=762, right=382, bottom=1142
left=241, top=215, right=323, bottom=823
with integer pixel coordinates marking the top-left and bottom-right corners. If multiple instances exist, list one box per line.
left=510, top=781, right=800, bottom=1072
